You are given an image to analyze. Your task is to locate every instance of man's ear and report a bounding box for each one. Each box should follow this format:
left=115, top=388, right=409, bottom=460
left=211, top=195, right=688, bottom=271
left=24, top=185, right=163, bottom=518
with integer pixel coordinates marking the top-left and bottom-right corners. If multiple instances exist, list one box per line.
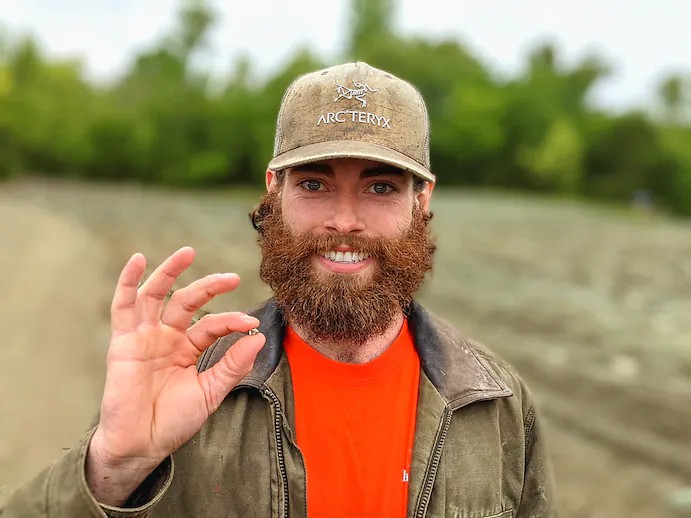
left=416, top=180, right=435, bottom=213
left=265, top=169, right=276, bottom=190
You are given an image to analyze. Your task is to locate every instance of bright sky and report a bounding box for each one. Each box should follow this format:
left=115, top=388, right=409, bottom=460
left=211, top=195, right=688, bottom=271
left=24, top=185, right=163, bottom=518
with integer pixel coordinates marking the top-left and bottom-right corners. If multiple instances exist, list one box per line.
left=2, top=0, right=690, bottom=111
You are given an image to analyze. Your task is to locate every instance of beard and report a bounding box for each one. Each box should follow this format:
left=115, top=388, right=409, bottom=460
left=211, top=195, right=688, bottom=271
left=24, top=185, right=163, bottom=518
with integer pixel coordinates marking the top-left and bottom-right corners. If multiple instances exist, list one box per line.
left=255, top=188, right=436, bottom=347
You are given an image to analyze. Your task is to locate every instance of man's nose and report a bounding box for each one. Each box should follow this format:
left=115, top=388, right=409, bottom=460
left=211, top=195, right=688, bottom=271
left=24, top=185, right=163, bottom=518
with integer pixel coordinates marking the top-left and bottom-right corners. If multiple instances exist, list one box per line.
left=323, top=193, right=366, bottom=234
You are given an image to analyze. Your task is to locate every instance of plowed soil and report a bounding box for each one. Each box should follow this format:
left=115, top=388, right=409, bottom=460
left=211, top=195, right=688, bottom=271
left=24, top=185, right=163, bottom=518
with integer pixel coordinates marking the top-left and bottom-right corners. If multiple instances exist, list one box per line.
left=1, top=179, right=690, bottom=516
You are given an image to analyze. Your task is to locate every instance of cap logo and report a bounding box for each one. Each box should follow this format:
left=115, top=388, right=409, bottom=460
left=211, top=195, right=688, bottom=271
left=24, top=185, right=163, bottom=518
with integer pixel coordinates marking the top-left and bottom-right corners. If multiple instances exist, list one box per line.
left=335, top=80, right=376, bottom=108
left=316, top=79, right=391, bottom=129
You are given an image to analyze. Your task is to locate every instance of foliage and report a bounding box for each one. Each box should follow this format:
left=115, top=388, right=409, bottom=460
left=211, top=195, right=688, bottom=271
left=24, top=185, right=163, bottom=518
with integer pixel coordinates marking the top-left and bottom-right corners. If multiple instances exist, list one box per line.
left=0, top=0, right=690, bottom=214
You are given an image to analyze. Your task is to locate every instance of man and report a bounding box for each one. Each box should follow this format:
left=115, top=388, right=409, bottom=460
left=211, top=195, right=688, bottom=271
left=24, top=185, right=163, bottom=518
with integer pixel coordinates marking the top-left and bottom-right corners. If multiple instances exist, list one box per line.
left=2, top=62, right=554, bottom=517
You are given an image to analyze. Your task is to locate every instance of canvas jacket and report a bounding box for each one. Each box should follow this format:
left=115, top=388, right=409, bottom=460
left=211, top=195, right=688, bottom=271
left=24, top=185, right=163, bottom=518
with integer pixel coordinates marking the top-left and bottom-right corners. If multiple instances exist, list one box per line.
left=1, top=300, right=555, bottom=517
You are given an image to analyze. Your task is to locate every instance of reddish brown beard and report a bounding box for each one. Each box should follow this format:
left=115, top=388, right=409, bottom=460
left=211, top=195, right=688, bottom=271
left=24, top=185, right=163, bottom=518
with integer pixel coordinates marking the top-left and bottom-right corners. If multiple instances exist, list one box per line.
left=256, top=189, right=436, bottom=346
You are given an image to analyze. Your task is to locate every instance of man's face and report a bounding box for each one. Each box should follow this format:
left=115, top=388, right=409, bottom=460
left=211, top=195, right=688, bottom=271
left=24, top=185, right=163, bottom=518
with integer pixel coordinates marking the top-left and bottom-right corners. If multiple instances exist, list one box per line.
left=274, top=158, right=432, bottom=276
left=257, top=158, right=436, bottom=347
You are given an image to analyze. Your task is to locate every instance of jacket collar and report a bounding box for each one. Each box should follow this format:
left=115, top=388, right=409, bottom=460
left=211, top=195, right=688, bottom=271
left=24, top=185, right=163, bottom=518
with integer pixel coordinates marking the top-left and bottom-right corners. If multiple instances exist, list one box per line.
left=407, top=301, right=513, bottom=407
left=235, top=299, right=512, bottom=407
left=239, top=299, right=286, bottom=388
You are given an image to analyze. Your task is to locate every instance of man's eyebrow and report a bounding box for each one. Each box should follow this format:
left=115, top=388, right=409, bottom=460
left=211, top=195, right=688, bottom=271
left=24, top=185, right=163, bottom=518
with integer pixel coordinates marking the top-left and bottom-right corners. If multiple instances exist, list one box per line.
left=360, top=165, right=406, bottom=178
left=289, top=163, right=406, bottom=178
left=290, top=163, right=334, bottom=176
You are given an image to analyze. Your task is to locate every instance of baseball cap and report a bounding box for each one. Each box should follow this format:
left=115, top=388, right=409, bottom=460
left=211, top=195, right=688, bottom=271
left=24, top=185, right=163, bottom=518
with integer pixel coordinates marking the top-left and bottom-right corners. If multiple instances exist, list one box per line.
left=268, top=62, right=435, bottom=183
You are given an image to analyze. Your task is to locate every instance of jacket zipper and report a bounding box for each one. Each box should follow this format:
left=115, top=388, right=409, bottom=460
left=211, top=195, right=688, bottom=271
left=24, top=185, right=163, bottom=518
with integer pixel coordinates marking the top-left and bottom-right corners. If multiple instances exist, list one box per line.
left=262, top=387, right=290, bottom=518
left=414, top=408, right=453, bottom=518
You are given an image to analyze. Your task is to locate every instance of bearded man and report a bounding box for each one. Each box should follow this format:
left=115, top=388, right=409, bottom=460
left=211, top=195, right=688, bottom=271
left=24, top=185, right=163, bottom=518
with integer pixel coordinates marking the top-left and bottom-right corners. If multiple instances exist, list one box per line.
left=2, top=63, right=554, bottom=517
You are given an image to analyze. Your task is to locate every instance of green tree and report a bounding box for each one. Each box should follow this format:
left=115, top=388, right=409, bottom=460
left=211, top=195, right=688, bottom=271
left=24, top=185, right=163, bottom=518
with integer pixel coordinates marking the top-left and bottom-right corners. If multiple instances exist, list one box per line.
left=521, top=119, right=584, bottom=193
left=658, top=126, right=691, bottom=214
left=89, top=0, right=220, bottom=185
left=1, top=0, right=691, bottom=216
left=0, top=34, right=96, bottom=176
left=502, top=43, right=608, bottom=189
left=176, top=0, right=217, bottom=59
left=657, top=74, right=690, bottom=125
left=348, top=0, right=395, bottom=56
left=584, top=113, right=673, bottom=199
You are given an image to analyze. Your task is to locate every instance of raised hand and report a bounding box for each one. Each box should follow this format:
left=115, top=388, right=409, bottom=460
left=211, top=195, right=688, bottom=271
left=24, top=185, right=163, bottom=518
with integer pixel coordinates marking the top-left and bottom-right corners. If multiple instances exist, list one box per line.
left=86, top=247, right=265, bottom=506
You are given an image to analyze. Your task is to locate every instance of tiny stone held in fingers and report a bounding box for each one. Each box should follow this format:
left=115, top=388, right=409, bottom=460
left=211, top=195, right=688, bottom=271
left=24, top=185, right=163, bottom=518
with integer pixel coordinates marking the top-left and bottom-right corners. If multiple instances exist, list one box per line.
left=248, top=328, right=259, bottom=336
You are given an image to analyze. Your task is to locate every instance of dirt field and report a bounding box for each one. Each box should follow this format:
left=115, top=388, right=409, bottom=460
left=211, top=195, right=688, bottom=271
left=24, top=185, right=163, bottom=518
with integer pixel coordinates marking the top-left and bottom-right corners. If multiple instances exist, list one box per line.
left=1, top=179, right=690, bottom=516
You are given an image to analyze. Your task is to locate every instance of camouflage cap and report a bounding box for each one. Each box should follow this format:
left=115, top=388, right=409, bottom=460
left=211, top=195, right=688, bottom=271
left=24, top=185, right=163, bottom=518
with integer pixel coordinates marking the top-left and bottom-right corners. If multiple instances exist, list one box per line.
left=268, top=62, right=434, bottom=182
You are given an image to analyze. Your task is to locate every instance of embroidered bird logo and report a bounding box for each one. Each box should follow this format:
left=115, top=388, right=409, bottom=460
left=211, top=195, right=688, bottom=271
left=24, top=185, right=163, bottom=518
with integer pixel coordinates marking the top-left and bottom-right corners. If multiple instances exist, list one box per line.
left=335, top=80, right=377, bottom=108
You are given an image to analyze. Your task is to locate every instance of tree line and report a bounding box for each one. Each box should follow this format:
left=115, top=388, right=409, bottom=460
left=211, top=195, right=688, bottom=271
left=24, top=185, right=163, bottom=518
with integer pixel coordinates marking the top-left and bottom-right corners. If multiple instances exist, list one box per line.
left=1, top=0, right=690, bottom=214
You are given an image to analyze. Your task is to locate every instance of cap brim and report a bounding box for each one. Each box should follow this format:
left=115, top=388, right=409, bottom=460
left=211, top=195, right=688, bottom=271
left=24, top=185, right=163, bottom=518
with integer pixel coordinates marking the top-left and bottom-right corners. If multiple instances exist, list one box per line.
left=268, top=141, right=435, bottom=182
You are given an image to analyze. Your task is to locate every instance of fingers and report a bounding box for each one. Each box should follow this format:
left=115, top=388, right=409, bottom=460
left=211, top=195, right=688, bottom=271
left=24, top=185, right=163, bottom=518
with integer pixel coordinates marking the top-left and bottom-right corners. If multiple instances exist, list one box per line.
left=198, top=333, right=266, bottom=413
left=137, top=247, right=196, bottom=324
left=111, top=253, right=146, bottom=335
left=185, top=312, right=260, bottom=352
left=160, top=273, right=240, bottom=331
left=111, top=247, right=241, bottom=338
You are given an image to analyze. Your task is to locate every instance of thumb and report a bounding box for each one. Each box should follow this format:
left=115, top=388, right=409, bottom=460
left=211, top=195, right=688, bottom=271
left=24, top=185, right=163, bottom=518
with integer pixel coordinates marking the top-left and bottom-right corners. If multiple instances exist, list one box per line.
left=199, top=333, right=266, bottom=413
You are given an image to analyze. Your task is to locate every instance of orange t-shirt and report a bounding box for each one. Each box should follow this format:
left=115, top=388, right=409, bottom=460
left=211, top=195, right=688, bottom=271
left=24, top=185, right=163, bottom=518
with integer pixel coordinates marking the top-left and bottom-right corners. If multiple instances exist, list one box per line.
left=284, top=320, right=420, bottom=518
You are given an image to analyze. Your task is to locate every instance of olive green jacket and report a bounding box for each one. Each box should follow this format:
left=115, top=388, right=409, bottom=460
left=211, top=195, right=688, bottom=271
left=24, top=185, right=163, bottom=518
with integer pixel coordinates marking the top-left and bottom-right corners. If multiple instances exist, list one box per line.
left=2, top=300, right=555, bottom=517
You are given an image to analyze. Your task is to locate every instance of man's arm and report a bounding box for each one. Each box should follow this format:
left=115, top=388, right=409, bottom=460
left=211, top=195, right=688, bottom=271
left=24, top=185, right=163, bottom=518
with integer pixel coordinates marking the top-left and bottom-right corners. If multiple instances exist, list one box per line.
left=1, top=248, right=264, bottom=516
left=0, top=428, right=172, bottom=518
left=517, top=406, right=557, bottom=517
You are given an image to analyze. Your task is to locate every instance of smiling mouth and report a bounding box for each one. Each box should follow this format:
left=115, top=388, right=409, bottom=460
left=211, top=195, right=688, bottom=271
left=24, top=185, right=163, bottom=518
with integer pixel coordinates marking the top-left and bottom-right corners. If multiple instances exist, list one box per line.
left=320, top=250, right=370, bottom=263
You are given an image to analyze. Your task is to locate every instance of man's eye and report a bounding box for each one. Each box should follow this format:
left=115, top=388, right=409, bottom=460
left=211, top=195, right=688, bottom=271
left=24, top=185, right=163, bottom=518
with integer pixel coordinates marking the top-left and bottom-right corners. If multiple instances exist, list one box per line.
left=301, top=180, right=325, bottom=192
left=368, top=183, right=395, bottom=195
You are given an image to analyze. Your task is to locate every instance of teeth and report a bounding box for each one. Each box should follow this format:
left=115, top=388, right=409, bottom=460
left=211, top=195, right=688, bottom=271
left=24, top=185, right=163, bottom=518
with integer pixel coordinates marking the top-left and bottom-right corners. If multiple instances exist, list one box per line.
left=322, top=250, right=369, bottom=263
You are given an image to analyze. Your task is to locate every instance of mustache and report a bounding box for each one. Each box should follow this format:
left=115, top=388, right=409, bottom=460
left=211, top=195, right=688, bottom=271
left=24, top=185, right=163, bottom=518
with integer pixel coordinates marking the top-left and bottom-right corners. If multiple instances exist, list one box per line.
left=267, top=228, right=402, bottom=261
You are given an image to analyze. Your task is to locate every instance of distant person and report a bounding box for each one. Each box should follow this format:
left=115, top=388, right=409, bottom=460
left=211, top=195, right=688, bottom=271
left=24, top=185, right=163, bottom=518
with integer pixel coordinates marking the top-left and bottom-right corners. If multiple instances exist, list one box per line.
left=631, top=189, right=654, bottom=214
left=2, top=62, right=554, bottom=517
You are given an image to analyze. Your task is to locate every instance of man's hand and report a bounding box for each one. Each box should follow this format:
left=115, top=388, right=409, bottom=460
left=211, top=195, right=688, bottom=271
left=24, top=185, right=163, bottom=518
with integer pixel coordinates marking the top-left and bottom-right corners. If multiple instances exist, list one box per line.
left=86, top=247, right=265, bottom=506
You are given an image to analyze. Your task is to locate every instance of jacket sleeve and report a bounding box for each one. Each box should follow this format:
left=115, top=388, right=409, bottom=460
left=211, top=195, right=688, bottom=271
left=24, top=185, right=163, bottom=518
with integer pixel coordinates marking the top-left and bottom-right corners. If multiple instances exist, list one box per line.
left=516, top=406, right=557, bottom=518
left=0, top=428, right=173, bottom=518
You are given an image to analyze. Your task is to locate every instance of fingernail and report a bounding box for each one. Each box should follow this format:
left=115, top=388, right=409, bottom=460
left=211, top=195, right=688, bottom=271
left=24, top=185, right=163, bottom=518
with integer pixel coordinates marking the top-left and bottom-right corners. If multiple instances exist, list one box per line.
left=242, top=315, right=259, bottom=324
left=217, top=273, right=236, bottom=279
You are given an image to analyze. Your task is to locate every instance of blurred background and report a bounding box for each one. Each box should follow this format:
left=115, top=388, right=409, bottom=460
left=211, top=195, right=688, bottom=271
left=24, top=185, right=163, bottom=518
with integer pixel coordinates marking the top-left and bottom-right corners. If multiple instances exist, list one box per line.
left=1, top=0, right=690, bottom=516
